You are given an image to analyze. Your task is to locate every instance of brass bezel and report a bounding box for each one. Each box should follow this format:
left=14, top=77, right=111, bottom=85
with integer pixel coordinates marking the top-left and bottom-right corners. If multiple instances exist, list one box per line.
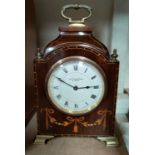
left=45, top=56, right=108, bottom=116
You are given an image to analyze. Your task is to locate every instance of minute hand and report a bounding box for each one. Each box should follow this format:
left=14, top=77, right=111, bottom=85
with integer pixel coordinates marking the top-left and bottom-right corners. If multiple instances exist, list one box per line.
left=55, top=77, right=75, bottom=88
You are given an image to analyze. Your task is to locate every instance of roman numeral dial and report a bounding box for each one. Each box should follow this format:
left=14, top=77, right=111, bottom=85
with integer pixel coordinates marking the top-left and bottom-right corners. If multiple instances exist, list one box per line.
left=75, top=104, right=78, bottom=108
left=47, top=56, right=106, bottom=115
left=91, top=75, right=96, bottom=80
left=64, top=101, right=68, bottom=106
left=73, top=65, right=78, bottom=71
left=62, top=68, right=68, bottom=73
left=91, top=94, right=97, bottom=99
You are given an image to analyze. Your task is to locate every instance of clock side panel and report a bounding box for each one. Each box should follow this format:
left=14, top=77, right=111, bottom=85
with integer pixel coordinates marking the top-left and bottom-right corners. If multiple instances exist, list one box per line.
left=34, top=46, right=119, bottom=136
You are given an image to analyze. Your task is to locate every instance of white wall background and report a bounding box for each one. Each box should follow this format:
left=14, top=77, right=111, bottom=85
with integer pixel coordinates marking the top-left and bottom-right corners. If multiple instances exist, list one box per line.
left=111, top=0, right=129, bottom=93
left=34, top=0, right=129, bottom=94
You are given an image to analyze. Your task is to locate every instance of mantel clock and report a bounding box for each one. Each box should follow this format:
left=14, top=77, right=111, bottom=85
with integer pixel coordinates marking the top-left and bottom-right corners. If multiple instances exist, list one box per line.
left=34, top=4, right=119, bottom=147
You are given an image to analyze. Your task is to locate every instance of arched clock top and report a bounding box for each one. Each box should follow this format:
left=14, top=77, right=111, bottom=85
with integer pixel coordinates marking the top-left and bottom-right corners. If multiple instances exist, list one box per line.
left=42, top=25, right=110, bottom=59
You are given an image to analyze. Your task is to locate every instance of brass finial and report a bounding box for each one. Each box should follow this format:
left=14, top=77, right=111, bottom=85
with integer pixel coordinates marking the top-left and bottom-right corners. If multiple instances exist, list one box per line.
left=111, top=49, right=118, bottom=61
left=36, top=48, right=42, bottom=59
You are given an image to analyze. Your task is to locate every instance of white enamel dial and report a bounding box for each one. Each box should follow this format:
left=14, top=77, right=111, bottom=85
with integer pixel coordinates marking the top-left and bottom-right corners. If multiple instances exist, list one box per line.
left=46, top=56, right=107, bottom=115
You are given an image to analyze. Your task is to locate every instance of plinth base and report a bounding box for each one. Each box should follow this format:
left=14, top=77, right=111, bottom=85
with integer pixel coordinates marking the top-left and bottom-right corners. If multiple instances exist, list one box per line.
left=33, top=135, right=54, bottom=144
left=97, top=136, right=119, bottom=147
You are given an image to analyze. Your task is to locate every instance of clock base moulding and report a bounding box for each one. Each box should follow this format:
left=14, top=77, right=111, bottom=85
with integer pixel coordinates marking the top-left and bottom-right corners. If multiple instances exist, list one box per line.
left=33, top=135, right=119, bottom=147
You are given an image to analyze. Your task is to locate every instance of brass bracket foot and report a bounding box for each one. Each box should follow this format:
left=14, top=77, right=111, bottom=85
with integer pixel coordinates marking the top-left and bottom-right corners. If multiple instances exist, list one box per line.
left=97, top=136, right=119, bottom=147
left=33, top=135, right=54, bottom=144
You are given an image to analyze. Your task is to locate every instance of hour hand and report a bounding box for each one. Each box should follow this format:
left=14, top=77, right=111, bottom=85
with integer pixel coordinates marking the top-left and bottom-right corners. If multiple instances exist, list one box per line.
left=77, top=86, right=92, bottom=89
left=77, top=86, right=98, bottom=89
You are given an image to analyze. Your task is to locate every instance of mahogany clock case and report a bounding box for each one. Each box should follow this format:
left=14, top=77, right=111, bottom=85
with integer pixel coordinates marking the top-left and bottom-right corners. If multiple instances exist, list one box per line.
left=34, top=26, right=119, bottom=137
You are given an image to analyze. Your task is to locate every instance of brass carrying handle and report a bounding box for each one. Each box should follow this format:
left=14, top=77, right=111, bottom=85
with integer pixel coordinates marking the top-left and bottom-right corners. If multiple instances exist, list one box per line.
left=61, top=4, right=92, bottom=24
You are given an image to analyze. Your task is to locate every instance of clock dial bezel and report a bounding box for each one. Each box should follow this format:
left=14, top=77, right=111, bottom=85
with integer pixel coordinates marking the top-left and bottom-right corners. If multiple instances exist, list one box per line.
left=45, top=56, right=108, bottom=116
